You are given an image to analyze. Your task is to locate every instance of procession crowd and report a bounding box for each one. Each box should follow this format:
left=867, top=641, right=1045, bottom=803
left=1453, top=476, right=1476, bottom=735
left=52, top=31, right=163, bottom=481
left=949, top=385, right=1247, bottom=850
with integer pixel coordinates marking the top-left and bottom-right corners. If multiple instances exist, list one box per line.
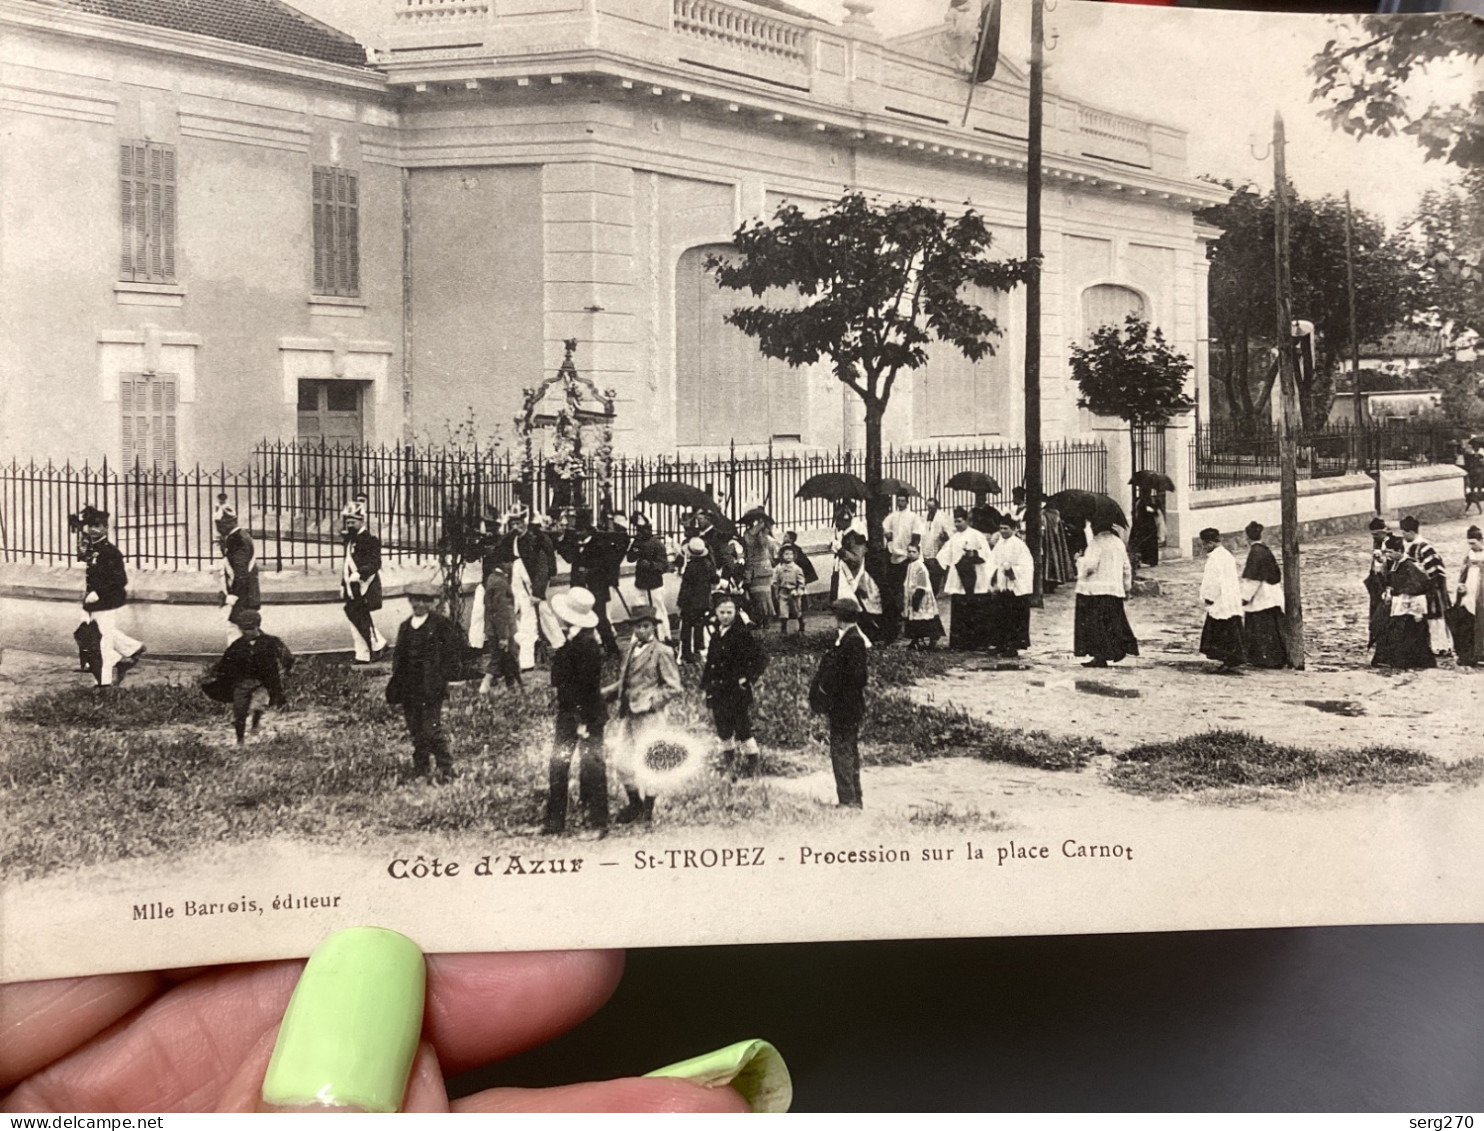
left=61, top=480, right=1484, bottom=835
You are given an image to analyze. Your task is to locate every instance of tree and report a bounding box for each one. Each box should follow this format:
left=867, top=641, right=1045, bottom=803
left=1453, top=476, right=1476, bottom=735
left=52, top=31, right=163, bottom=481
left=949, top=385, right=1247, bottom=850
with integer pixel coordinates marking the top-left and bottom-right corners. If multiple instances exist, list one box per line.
left=1199, top=184, right=1415, bottom=431
left=1415, top=357, right=1484, bottom=432
left=709, top=192, right=1027, bottom=547
left=1399, top=170, right=1484, bottom=343
left=1311, top=13, right=1484, bottom=169
left=1068, top=315, right=1194, bottom=497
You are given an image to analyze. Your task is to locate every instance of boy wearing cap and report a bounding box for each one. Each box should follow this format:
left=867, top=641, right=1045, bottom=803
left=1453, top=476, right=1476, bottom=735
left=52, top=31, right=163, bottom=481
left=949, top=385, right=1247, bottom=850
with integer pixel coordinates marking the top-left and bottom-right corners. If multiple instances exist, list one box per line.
left=215, top=496, right=260, bottom=646
left=700, top=591, right=768, bottom=778
left=809, top=599, right=871, bottom=808
left=340, top=504, right=388, bottom=664
left=385, top=579, right=466, bottom=782
left=1364, top=517, right=1390, bottom=645
left=546, top=587, right=610, bottom=833
left=202, top=610, right=294, bottom=745
left=603, top=605, right=682, bottom=824
left=772, top=544, right=809, bottom=635
left=78, top=506, right=146, bottom=688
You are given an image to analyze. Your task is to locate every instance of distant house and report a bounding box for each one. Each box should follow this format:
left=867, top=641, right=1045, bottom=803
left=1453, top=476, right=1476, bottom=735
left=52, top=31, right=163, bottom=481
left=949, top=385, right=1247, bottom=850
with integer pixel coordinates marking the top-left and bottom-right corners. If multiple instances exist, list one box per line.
left=1328, top=388, right=1443, bottom=428
left=1356, top=328, right=1448, bottom=379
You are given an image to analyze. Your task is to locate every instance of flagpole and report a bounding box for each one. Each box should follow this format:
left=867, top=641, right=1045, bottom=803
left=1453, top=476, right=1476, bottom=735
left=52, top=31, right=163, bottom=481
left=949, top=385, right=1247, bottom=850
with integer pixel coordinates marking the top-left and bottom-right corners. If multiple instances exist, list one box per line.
left=1024, top=0, right=1045, bottom=607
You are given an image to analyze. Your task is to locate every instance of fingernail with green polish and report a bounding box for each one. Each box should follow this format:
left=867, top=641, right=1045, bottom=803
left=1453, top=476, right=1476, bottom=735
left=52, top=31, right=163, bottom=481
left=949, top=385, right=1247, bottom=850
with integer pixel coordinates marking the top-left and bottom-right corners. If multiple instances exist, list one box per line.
left=261, top=927, right=426, bottom=1113
left=646, top=1039, right=792, bottom=1113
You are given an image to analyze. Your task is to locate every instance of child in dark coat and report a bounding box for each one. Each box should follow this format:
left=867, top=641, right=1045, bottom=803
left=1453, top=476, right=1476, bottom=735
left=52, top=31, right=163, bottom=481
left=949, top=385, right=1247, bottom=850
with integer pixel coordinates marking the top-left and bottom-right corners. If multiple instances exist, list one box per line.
left=478, top=559, right=522, bottom=694
left=385, top=579, right=467, bottom=782
left=809, top=599, right=871, bottom=807
left=699, top=591, right=768, bottom=778
left=202, top=609, right=294, bottom=745
left=545, top=587, right=610, bottom=834
left=678, top=537, right=718, bottom=662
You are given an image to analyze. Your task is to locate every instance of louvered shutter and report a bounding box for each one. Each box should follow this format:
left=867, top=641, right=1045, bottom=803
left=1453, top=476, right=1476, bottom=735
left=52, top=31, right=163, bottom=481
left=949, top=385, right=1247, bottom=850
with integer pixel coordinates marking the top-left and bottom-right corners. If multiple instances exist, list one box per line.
left=120, top=376, right=137, bottom=465
left=312, top=167, right=327, bottom=293
left=343, top=171, right=359, bottom=295
left=159, top=147, right=176, bottom=282
left=120, top=144, right=136, bottom=280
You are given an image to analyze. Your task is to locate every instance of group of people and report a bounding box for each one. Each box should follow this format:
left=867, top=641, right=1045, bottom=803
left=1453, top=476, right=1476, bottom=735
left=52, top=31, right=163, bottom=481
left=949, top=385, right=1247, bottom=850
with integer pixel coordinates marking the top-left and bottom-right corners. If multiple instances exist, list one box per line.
left=1366, top=515, right=1484, bottom=670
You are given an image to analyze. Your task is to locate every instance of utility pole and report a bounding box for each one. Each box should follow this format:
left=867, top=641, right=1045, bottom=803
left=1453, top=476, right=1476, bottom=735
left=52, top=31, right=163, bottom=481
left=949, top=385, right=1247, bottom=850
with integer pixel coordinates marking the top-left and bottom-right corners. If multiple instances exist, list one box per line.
left=1024, top=0, right=1045, bottom=606
left=1344, top=190, right=1378, bottom=512
left=1272, top=112, right=1306, bottom=669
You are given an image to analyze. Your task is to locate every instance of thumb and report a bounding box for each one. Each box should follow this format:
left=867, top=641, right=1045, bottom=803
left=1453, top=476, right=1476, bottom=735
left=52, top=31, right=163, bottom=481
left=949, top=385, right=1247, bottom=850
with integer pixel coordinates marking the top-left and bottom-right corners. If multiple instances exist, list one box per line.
left=231, top=927, right=433, bottom=1113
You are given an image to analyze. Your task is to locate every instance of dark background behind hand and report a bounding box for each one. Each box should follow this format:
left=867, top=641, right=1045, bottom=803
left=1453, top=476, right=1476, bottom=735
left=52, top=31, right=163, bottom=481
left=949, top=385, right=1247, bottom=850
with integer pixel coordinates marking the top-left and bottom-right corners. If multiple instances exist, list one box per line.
left=456, top=925, right=1483, bottom=1111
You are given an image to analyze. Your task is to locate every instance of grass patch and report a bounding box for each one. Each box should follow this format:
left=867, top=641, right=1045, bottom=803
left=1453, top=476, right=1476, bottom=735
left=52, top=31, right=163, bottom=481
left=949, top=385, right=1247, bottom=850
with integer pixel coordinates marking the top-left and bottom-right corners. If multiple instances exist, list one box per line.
left=1110, top=729, right=1483, bottom=796
left=0, top=630, right=1091, bottom=879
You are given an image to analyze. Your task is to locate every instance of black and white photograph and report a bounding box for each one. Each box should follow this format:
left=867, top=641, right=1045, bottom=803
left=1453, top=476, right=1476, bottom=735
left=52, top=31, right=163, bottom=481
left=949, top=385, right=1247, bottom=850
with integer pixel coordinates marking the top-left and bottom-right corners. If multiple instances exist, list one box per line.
left=1, top=0, right=1482, bottom=987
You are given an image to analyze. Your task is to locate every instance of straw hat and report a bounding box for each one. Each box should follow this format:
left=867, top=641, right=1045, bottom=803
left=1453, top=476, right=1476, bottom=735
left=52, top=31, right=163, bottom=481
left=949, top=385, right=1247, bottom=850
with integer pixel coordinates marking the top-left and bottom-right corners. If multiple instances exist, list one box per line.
left=406, top=578, right=440, bottom=599
left=551, top=587, right=600, bottom=629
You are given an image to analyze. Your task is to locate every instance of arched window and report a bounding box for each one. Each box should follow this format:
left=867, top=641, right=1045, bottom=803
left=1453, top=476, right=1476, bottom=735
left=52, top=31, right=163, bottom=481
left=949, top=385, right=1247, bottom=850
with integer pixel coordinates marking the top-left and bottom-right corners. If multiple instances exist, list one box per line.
left=1081, top=284, right=1146, bottom=338
left=675, top=245, right=806, bottom=447
left=912, top=287, right=1011, bottom=438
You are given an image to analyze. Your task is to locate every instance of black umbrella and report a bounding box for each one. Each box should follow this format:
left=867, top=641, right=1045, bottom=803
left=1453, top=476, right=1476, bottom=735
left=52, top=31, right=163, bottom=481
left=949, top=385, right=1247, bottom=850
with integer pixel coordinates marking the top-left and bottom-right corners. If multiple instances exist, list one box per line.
left=796, top=472, right=869, bottom=501
left=1047, top=489, right=1128, bottom=531
left=635, top=481, right=718, bottom=512
left=877, top=476, right=921, bottom=498
left=945, top=470, right=1002, bottom=496
left=737, top=505, right=774, bottom=527
left=1129, top=469, right=1177, bottom=493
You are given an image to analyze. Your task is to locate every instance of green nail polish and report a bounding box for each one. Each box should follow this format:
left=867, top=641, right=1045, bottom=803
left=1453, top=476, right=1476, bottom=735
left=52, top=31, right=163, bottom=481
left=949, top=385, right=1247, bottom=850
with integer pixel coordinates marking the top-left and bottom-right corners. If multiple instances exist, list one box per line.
left=646, top=1038, right=792, bottom=1113
left=261, top=927, right=425, bottom=1113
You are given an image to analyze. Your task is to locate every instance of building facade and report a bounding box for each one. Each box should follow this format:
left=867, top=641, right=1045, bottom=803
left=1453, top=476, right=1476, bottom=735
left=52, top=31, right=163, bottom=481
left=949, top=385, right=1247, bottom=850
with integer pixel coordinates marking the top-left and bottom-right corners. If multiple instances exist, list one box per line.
left=2, top=0, right=1223, bottom=482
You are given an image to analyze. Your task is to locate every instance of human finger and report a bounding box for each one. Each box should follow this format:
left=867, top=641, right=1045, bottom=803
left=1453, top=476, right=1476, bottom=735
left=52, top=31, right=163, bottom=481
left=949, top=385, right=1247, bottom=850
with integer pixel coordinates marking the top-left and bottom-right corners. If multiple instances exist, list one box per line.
left=421, top=949, right=625, bottom=1075
left=452, top=1038, right=791, bottom=1114
left=0, top=973, right=164, bottom=1090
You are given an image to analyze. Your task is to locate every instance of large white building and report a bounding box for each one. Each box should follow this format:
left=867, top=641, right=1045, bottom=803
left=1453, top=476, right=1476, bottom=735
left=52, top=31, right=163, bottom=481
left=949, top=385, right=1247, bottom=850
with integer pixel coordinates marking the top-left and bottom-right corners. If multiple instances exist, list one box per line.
left=1, top=0, right=1222, bottom=523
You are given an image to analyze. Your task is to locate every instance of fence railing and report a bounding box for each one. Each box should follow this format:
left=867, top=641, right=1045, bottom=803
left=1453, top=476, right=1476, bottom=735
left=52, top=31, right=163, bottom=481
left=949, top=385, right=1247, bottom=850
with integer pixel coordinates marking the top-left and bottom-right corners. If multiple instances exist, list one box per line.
left=1190, top=421, right=1458, bottom=491
left=1, top=438, right=1107, bottom=572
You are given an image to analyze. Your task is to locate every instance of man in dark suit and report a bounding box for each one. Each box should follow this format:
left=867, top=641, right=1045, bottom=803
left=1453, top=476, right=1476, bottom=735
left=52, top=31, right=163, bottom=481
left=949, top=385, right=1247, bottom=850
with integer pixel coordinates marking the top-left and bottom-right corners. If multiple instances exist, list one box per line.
left=215, top=499, right=260, bottom=646
left=385, top=578, right=466, bottom=782
left=701, top=591, right=768, bottom=779
left=810, top=598, right=871, bottom=808
left=340, top=502, right=387, bottom=664
left=545, top=587, right=610, bottom=834
left=557, top=513, right=625, bottom=658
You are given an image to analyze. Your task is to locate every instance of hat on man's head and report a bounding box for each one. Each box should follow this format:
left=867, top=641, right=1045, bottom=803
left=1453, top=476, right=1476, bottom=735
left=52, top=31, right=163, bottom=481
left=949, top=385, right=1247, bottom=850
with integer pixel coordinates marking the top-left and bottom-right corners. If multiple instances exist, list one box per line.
left=341, top=499, right=368, bottom=521
left=1199, top=527, right=1221, bottom=544
left=953, top=506, right=969, bottom=521
left=235, top=608, right=262, bottom=629
left=687, top=537, right=708, bottom=556
left=998, top=515, right=1019, bottom=529
left=551, top=587, right=600, bottom=628
left=1368, top=516, right=1387, bottom=532
left=1400, top=515, right=1421, bottom=533
left=1385, top=534, right=1406, bottom=552
left=79, top=504, right=109, bottom=527
left=909, top=532, right=922, bottom=547
left=1468, top=525, right=1483, bottom=540
left=406, top=578, right=441, bottom=599
left=1245, top=521, right=1264, bottom=540
left=214, top=500, right=238, bottom=525
left=628, top=604, right=661, bottom=626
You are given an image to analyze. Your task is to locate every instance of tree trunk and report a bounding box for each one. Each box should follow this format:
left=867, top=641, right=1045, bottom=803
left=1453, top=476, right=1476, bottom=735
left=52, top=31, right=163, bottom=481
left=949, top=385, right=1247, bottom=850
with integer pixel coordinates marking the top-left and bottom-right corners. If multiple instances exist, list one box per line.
left=862, top=399, right=887, bottom=551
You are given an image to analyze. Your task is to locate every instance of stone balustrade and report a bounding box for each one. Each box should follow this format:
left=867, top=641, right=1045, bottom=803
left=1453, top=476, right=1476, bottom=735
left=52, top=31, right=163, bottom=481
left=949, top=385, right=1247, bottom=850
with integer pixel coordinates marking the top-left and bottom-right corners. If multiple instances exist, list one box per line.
left=672, top=0, right=809, bottom=66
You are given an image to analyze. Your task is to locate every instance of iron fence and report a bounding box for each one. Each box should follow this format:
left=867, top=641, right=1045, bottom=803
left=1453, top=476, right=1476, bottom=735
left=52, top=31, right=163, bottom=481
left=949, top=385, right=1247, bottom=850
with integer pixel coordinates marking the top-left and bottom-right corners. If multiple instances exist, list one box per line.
left=1, top=438, right=1107, bottom=571
left=1190, top=421, right=1459, bottom=490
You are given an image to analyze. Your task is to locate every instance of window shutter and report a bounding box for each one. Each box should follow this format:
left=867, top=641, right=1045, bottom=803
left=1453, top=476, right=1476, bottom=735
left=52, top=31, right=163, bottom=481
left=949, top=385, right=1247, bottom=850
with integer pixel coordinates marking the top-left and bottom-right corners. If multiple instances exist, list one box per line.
left=312, top=168, right=327, bottom=294
left=344, top=171, right=359, bottom=295
left=120, top=144, right=136, bottom=280
left=160, top=147, right=176, bottom=282
left=120, top=376, right=136, bottom=464
left=133, top=145, right=149, bottom=282
left=162, top=376, right=178, bottom=469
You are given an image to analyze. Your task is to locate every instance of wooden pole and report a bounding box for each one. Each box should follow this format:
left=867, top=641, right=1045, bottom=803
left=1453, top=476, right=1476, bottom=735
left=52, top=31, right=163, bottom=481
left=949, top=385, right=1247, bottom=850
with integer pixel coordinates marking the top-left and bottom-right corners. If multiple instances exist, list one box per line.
left=1024, top=0, right=1045, bottom=607
left=1272, top=111, right=1306, bottom=670
left=1344, top=190, right=1379, bottom=512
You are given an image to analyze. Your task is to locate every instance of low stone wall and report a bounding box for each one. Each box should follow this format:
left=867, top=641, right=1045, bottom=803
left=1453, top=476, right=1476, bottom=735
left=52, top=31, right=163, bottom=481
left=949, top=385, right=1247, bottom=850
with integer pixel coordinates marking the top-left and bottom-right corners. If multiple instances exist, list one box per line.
left=1183, top=465, right=1467, bottom=553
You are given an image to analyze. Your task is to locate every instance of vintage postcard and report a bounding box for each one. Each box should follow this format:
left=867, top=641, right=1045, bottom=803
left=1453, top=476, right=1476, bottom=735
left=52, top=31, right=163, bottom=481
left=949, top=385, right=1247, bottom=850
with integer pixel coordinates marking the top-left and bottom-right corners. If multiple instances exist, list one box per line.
left=1, top=0, right=1481, bottom=983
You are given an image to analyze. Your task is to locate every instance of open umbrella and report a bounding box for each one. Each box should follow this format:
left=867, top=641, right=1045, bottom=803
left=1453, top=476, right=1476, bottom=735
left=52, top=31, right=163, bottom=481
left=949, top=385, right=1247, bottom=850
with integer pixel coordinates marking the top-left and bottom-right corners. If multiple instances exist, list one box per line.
left=635, top=481, right=718, bottom=512
left=737, top=505, right=774, bottom=527
left=876, top=477, right=921, bottom=498
left=796, top=472, right=869, bottom=501
left=1129, top=469, right=1177, bottom=493
left=1047, top=489, right=1128, bottom=531
left=945, top=470, right=1002, bottom=496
